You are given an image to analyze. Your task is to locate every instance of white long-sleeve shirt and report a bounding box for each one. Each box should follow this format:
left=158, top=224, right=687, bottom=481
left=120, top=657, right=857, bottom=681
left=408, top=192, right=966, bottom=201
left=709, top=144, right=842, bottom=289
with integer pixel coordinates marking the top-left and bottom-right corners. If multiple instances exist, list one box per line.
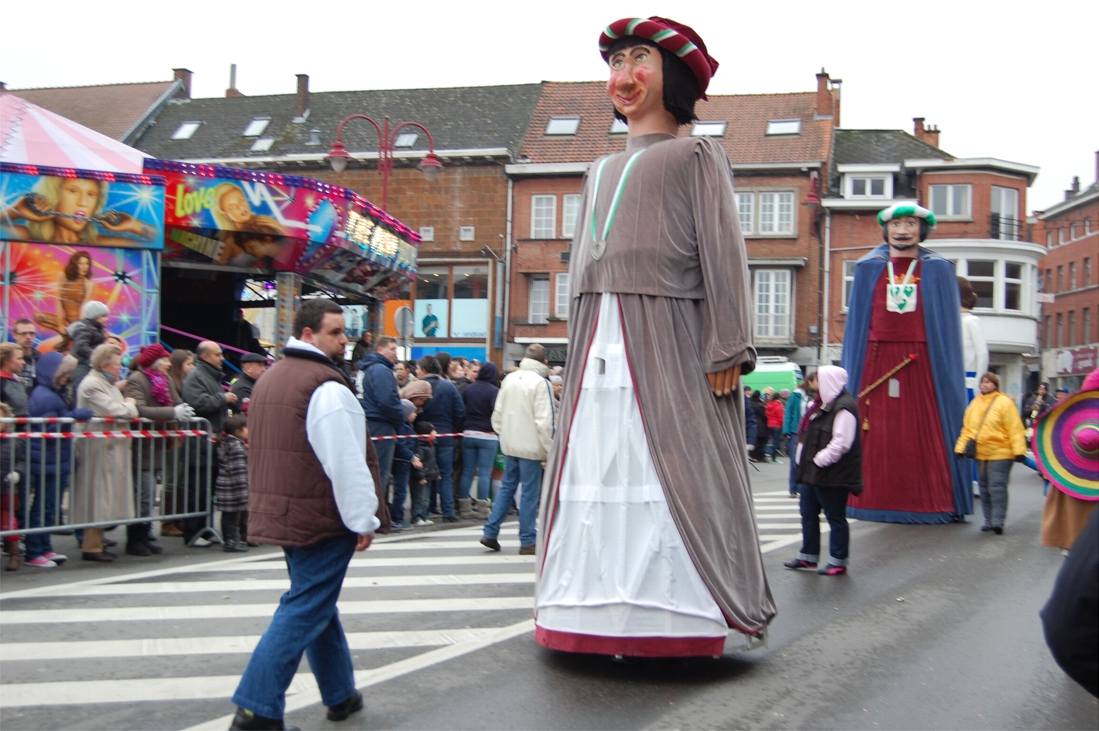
left=961, top=311, right=988, bottom=377
left=812, top=410, right=857, bottom=468
left=287, top=337, right=380, bottom=535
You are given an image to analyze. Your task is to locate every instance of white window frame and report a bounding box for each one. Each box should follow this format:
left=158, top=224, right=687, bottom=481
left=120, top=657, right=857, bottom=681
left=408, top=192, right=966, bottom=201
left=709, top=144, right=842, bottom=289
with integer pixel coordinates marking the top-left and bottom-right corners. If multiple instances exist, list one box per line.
left=765, top=119, right=802, bottom=136
left=928, top=183, right=972, bottom=219
left=531, top=195, right=556, bottom=239
left=554, top=272, right=570, bottom=319
left=250, top=138, right=274, bottom=152
left=418, top=226, right=434, bottom=242
left=529, top=276, right=550, bottom=324
left=459, top=226, right=475, bottom=241
left=1046, top=231, right=1053, bottom=247
left=736, top=192, right=754, bottom=233
left=243, top=118, right=270, bottom=137
left=842, top=259, right=859, bottom=311
left=561, top=194, right=581, bottom=238
left=753, top=269, right=792, bottom=340
left=394, top=133, right=418, bottom=148
left=961, top=259, right=997, bottom=310
left=758, top=191, right=795, bottom=235
left=844, top=174, right=893, bottom=199
left=1070, top=223, right=1077, bottom=241
left=690, top=121, right=727, bottom=137
left=609, top=119, right=629, bottom=135
left=991, top=186, right=1020, bottom=241
left=171, top=121, right=201, bottom=140
left=545, top=117, right=581, bottom=136
left=1004, top=261, right=1024, bottom=312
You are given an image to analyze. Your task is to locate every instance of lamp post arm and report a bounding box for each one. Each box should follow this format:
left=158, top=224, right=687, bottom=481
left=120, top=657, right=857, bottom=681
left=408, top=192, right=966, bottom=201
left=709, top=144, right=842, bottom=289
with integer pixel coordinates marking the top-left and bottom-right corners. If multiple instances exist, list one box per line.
left=334, top=114, right=384, bottom=146
left=390, top=121, right=438, bottom=153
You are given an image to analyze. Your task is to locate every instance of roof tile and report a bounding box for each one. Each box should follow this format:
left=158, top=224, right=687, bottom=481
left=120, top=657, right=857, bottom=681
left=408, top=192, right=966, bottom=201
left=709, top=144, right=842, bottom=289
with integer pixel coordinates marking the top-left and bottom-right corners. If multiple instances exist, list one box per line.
left=2, top=81, right=178, bottom=141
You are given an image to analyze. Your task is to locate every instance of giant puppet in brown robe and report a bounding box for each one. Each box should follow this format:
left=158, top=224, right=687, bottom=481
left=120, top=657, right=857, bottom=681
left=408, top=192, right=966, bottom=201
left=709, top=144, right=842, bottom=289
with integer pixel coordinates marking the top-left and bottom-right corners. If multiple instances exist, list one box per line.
left=533, top=16, right=776, bottom=658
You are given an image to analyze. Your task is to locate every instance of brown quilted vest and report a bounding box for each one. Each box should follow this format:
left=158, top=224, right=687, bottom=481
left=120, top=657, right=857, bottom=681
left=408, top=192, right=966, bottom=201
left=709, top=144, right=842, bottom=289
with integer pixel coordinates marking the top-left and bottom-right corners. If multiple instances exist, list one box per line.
left=247, top=352, right=366, bottom=547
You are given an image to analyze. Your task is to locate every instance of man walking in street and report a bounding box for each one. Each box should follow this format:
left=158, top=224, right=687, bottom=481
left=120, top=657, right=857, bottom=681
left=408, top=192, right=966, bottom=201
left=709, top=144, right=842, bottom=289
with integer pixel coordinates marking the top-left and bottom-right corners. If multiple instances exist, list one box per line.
left=181, top=341, right=238, bottom=545
left=480, top=344, right=554, bottom=555
left=230, top=299, right=377, bottom=731
left=416, top=355, right=465, bottom=522
left=230, top=353, right=268, bottom=415
left=359, top=336, right=406, bottom=528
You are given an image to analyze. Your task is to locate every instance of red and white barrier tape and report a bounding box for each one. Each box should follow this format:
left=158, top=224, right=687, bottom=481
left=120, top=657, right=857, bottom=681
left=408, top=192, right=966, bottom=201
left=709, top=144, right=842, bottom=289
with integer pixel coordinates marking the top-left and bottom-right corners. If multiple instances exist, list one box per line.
left=368, top=431, right=495, bottom=441
left=1, top=430, right=209, bottom=439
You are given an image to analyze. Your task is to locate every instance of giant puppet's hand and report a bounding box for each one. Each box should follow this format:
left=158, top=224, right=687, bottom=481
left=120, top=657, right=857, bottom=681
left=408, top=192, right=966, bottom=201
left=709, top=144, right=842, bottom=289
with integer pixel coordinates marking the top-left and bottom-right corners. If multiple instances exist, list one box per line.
left=707, top=365, right=741, bottom=398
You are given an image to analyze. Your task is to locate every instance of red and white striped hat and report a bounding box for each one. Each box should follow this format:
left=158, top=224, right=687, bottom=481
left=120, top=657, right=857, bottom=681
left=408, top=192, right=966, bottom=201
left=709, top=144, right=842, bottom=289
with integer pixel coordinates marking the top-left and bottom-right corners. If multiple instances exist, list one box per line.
left=599, top=17, right=719, bottom=99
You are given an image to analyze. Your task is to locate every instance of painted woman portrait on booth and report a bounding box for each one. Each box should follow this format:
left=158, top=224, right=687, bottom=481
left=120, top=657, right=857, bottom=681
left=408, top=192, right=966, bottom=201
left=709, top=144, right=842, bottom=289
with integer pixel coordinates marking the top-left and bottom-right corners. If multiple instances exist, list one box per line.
left=209, top=183, right=288, bottom=267
left=33, top=250, right=94, bottom=346
left=2, top=177, right=157, bottom=246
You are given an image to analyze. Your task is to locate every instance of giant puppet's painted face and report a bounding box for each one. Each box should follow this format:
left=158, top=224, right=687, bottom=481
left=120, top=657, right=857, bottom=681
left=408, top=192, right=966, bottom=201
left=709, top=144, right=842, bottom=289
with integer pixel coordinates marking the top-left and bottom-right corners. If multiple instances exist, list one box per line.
left=886, top=216, right=921, bottom=249
left=607, top=43, right=665, bottom=122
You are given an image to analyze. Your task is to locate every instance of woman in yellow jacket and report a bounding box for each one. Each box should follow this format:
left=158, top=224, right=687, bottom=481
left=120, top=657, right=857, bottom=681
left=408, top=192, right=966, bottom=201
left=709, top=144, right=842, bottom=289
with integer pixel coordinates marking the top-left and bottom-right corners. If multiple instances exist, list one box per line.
left=955, top=372, right=1027, bottom=534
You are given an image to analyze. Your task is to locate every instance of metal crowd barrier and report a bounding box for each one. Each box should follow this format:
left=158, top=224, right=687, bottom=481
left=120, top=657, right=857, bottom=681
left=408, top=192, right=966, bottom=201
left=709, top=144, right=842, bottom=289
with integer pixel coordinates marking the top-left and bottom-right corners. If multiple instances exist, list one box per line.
left=0, top=417, right=217, bottom=546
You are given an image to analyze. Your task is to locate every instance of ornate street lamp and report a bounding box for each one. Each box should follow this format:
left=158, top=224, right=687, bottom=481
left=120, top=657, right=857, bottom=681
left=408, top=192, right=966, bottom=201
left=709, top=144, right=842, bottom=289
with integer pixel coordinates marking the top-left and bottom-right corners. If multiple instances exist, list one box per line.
left=327, top=115, right=443, bottom=210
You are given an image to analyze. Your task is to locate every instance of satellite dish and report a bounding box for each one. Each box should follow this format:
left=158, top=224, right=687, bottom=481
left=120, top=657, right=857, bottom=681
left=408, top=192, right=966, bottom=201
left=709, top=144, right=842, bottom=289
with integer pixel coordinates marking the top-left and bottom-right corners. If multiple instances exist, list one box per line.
left=395, top=305, right=414, bottom=337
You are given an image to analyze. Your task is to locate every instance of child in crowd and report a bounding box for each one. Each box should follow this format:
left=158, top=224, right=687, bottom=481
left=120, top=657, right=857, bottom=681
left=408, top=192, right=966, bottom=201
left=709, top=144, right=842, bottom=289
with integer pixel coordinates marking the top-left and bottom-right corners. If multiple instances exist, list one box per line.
left=409, top=416, right=439, bottom=527
left=216, top=415, right=250, bottom=552
left=388, top=399, right=422, bottom=531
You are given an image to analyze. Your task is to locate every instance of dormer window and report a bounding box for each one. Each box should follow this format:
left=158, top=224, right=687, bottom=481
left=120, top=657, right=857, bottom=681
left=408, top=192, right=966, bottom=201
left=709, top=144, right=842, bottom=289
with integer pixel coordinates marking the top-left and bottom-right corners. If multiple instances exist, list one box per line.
left=766, top=119, right=801, bottom=136
left=243, top=118, right=270, bottom=137
left=691, top=121, right=726, bottom=137
left=545, top=117, right=580, bottom=135
left=838, top=164, right=898, bottom=200
left=609, top=118, right=628, bottom=135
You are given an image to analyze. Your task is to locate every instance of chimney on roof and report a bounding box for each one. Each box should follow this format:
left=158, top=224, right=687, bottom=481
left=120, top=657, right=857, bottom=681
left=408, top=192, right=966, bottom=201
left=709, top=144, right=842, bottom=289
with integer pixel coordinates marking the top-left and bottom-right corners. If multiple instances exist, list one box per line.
left=913, top=118, right=941, bottom=148
left=1065, top=175, right=1081, bottom=201
left=815, top=69, right=833, bottom=119
left=226, top=64, right=244, bottom=98
left=172, top=68, right=192, bottom=99
left=296, top=74, right=310, bottom=119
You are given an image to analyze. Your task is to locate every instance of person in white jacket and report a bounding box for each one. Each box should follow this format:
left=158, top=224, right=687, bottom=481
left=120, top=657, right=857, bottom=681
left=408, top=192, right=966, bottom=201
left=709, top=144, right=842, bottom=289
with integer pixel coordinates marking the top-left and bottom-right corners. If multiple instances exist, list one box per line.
left=480, top=344, right=555, bottom=555
left=958, top=276, right=988, bottom=402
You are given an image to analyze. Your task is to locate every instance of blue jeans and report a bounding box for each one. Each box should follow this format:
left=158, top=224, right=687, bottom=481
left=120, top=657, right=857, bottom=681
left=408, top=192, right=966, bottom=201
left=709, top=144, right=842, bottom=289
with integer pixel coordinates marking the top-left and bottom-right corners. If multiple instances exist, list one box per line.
left=434, top=441, right=456, bottom=518
left=26, top=471, right=66, bottom=560
left=786, top=435, right=801, bottom=495
left=977, top=459, right=1013, bottom=529
left=483, top=456, right=543, bottom=547
left=232, top=534, right=358, bottom=719
left=460, top=437, right=498, bottom=501
left=390, top=459, right=410, bottom=524
left=798, top=484, right=850, bottom=566
left=766, top=427, right=782, bottom=460
left=366, top=421, right=396, bottom=494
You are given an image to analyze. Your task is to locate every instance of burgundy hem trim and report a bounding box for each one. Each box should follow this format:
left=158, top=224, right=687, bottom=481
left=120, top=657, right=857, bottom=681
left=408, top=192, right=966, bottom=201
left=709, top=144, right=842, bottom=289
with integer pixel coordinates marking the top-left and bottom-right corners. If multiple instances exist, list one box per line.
left=535, top=626, right=726, bottom=657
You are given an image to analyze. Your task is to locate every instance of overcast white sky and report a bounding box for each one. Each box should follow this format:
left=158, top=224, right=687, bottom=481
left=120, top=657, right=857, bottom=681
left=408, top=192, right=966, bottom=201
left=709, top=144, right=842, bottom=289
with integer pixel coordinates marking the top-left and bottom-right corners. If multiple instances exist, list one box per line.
left=2, top=0, right=1095, bottom=212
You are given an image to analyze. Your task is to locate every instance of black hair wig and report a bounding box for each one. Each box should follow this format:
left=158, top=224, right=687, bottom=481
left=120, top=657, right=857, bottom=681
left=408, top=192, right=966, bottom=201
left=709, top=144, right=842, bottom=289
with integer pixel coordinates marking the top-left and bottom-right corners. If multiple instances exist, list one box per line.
left=881, top=219, right=932, bottom=243
left=607, top=36, right=699, bottom=127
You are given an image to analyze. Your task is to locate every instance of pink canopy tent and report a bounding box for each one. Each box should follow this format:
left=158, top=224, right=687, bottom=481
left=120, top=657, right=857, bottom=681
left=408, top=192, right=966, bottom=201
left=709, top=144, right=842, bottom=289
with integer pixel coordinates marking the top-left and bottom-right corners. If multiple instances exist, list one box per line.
left=0, top=94, right=147, bottom=173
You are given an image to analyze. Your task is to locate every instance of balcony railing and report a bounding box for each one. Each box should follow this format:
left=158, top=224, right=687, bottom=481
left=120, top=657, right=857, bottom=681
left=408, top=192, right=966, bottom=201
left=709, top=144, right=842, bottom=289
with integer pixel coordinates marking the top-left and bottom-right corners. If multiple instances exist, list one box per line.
left=990, top=214, right=1024, bottom=241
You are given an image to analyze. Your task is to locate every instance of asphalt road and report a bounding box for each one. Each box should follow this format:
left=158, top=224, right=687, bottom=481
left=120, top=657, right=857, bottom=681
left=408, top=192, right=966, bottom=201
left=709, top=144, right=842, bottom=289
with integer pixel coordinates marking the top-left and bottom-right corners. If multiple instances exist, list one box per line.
left=1, top=460, right=1095, bottom=730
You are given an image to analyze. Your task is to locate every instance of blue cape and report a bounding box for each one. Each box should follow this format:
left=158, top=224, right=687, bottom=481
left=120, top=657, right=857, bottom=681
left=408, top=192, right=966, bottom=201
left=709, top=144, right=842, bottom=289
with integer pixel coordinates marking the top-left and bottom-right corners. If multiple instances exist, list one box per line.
left=840, top=243, right=971, bottom=522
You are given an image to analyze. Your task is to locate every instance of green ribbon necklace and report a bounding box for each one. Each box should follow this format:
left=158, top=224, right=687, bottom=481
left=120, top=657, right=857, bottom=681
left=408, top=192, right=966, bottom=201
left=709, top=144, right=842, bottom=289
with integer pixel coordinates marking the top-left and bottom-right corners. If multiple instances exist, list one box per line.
left=588, top=148, right=647, bottom=260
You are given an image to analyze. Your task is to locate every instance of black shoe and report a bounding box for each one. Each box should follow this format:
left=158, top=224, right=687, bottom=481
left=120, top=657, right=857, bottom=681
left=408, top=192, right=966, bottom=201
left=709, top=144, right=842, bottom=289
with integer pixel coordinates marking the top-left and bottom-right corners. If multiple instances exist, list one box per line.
left=480, top=536, right=501, bottom=552
left=82, top=551, right=115, bottom=562
left=783, top=558, right=818, bottom=570
left=441, top=516, right=460, bottom=523
left=326, top=690, right=363, bottom=722
left=103, top=538, right=118, bottom=548
left=980, top=524, right=993, bottom=532
left=144, top=540, right=165, bottom=555
left=223, top=542, right=249, bottom=553
left=229, top=707, right=298, bottom=730
left=992, top=526, right=1003, bottom=535
left=126, top=542, right=152, bottom=557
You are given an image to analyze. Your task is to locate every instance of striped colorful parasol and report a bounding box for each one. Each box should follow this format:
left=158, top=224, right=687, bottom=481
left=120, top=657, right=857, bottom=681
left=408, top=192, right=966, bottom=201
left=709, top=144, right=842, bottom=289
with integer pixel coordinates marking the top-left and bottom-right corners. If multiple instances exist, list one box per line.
left=1032, top=389, right=1099, bottom=501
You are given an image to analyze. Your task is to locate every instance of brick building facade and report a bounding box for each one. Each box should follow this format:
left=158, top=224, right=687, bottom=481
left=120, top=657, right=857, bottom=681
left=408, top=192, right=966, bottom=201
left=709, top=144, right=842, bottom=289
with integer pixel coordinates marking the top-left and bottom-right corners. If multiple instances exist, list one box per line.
left=1032, top=154, right=1099, bottom=390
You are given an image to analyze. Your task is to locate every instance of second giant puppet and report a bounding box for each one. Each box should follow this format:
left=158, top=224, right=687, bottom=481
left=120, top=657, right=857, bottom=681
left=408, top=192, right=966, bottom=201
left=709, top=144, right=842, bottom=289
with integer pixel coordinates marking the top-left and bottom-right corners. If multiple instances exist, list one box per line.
left=841, top=203, right=971, bottom=523
left=534, top=16, right=776, bottom=658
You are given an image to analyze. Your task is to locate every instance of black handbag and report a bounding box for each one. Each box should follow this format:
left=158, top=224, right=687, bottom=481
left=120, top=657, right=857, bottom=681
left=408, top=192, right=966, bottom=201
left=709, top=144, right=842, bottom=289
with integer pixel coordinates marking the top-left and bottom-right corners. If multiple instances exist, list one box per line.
left=962, top=395, right=1000, bottom=459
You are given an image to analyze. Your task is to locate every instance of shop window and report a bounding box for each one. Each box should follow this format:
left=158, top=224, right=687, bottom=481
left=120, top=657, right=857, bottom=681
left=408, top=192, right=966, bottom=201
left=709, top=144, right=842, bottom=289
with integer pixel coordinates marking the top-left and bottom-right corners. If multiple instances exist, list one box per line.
left=753, top=269, right=791, bottom=340
left=451, top=265, right=489, bottom=339
left=529, top=276, right=550, bottom=324
left=562, top=194, right=581, bottom=238
left=414, top=267, right=449, bottom=338
left=929, top=184, right=971, bottom=218
left=967, top=260, right=995, bottom=308
left=532, top=195, right=556, bottom=239
left=555, top=273, right=570, bottom=319
left=736, top=192, right=754, bottom=233
left=1005, top=262, right=1022, bottom=311
left=842, top=260, right=858, bottom=310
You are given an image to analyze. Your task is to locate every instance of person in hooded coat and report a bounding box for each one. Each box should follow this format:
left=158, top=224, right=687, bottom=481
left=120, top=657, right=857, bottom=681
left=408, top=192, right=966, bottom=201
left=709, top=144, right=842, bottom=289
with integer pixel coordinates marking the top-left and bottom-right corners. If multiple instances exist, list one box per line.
left=460, top=361, right=499, bottom=519
left=534, top=16, right=775, bottom=657
left=24, top=352, right=93, bottom=566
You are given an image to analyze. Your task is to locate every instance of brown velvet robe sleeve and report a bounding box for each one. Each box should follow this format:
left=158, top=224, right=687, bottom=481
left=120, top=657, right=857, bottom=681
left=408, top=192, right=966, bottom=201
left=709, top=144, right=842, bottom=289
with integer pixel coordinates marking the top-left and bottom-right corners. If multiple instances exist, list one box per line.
left=691, top=138, right=757, bottom=374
